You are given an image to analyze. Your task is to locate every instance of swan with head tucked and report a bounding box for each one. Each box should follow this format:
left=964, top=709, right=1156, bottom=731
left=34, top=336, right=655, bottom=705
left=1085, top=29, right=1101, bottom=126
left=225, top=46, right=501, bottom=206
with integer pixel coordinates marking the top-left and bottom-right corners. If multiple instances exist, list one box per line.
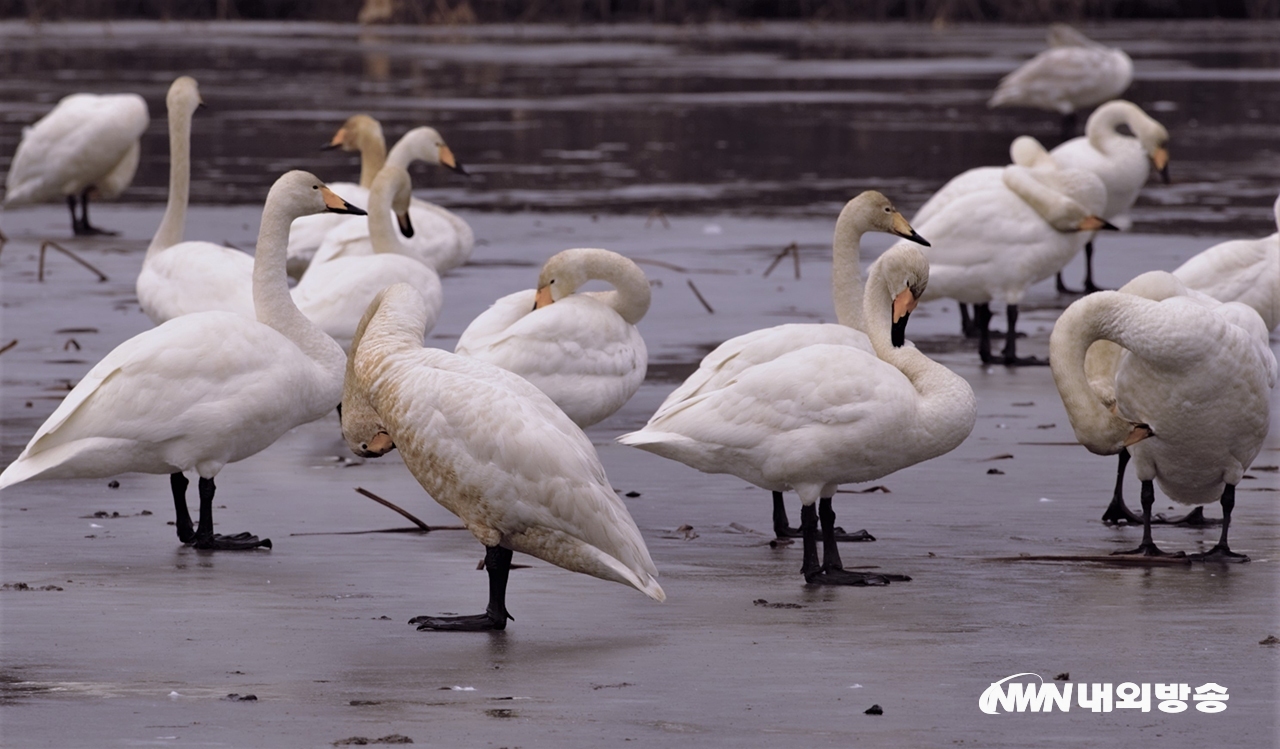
left=4, top=88, right=149, bottom=236
left=1050, top=272, right=1275, bottom=560
left=989, top=24, right=1133, bottom=142
left=1172, top=193, right=1280, bottom=332
left=291, top=164, right=443, bottom=352
left=341, top=283, right=664, bottom=631
left=286, top=114, right=388, bottom=278
left=904, top=162, right=1114, bottom=365
left=1050, top=99, right=1170, bottom=293
left=454, top=248, right=649, bottom=428
left=306, top=125, right=473, bottom=274
left=642, top=191, right=928, bottom=541
left=913, top=135, right=1057, bottom=229
left=135, top=76, right=259, bottom=324
left=0, top=171, right=365, bottom=550
left=620, top=243, right=976, bottom=586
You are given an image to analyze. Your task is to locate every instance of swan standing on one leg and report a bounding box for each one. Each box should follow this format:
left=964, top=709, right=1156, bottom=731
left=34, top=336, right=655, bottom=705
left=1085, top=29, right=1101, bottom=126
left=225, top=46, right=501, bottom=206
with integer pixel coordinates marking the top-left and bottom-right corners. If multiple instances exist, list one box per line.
left=1050, top=99, right=1170, bottom=293
left=291, top=165, right=443, bottom=352
left=455, top=248, right=649, bottom=428
left=341, top=283, right=664, bottom=631
left=640, top=192, right=928, bottom=541
left=4, top=90, right=149, bottom=236
left=0, top=171, right=366, bottom=550
left=136, top=76, right=259, bottom=324
left=621, top=243, right=976, bottom=586
left=989, top=24, right=1133, bottom=143
left=1050, top=273, right=1275, bottom=560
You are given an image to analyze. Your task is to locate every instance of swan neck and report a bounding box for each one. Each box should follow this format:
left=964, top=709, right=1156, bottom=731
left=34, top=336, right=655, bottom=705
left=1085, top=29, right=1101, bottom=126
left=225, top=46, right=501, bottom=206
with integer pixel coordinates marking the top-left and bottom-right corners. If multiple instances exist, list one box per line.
left=366, top=171, right=401, bottom=256
left=1086, top=102, right=1134, bottom=151
left=1049, top=293, right=1139, bottom=454
left=357, top=284, right=434, bottom=367
left=1002, top=167, right=1072, bottom=224
left=831, top=214, right=865, bottom=330
left=147, top=100, right=192, bottom=256
left=554, top=250, right=650, bottom=324
left=358, top=133, right=388, bottom=189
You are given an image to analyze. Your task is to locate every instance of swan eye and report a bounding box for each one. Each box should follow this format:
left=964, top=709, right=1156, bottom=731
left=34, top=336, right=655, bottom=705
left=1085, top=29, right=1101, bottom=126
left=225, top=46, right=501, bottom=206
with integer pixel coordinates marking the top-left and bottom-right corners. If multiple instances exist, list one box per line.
left=884, top=206, right=892, bottom=213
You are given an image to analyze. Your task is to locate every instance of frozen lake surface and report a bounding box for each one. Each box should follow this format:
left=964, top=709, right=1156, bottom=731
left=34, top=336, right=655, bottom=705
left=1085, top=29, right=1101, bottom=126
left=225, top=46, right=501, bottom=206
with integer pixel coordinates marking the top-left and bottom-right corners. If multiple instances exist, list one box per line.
left=1, top=19, right=1278, bottom=749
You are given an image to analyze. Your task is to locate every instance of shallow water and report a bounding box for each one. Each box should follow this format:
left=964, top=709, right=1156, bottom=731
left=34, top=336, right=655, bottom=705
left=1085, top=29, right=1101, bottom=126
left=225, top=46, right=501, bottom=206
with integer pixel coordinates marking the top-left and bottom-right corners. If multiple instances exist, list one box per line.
left=1, top=20, right=1278, bottom=749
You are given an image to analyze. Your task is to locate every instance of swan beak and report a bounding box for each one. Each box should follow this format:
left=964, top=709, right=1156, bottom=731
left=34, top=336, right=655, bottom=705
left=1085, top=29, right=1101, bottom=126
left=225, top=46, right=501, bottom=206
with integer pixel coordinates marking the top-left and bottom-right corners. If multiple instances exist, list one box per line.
left=533, top=284, right=554, bottom=310
left=323, top=127, right=347, bottom=151
left=890, top=211, right=930, bottom=247
left=439, top=145, right=469, bottom=176
left=1123, top=423, right=1153, bottom=447
left=1079, top=215, right=1120, bottom=232
left=1152, top=147, right=1170, bottom=184
left=365, top=431, right=395, bottom=456
left=320, top=186, right=367, bottom=216
left=397, top=210, right=415, bottom=238
left=892, top=287, right=918, bottom=324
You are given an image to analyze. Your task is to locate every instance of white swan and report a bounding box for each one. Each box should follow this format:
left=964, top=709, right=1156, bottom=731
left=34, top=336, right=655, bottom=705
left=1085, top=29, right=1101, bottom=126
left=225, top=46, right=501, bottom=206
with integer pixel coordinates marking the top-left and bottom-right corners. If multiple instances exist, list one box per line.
left=291, top=165, right=443, bottom=352
left=620, top=242, right=976, bottom=586
left=1050, top=99, right=1170, bottom=292
left=913, top=135, right=1057, bottom=228
left=341, top=283, right=664, bottom=631
left=455, top=248, right=649, bottom=428
left=286, top=114, right=388, bottom=278
left=1050, top=272, right=1276, bottom=560
left=308, top=125, right=473, bottom=273
left=4, top=89, right=149, bottom=235
left=136, top=76, right=258, bottom=324
left=1172, top=193, right=1280, bottom=332
left=644, top=191, right=927, bottom=540
left=0, top=171, right=365, bottom=550
left=989, top=24, right=1133, bottom=140
left=906, top=162, right=1113, bottom=365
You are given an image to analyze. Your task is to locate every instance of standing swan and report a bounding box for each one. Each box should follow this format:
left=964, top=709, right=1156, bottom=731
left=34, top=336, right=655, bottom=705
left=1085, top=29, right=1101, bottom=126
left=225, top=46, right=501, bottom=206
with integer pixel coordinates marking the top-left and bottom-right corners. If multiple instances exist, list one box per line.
left=4, top=90, right=149, bottom=236
left=455, top=248, right=650, bottom=428
left=989, top=24, right=1133, bottom=142
left=0, top=171, right=366, bottom=550
left=342, top=283, right=664, bottom=631
left=620, top=243, right=976, bottom=586
left=1050, top=274, right=1275, bottom=560
left=291, top=165, right=444, bottom=352
left=641, top=191, right=928, bottom=541
left=136, top=76, right=258, bottom=324
left=1050, top=100, right=1170, bottom=293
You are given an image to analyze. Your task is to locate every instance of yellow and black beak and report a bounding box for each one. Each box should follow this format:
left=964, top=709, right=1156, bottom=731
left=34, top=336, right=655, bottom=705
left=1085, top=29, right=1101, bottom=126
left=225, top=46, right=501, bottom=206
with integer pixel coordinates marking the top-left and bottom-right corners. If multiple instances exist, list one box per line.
left=533, top=284, right=554, bottom=311
left=320, top=186, right=367, bottom=216
left=439, top=145, right=469, bottom=176
left=1124, top=423, right=1153, bottom=447
left=322, top=128, right=347, bottom=151
left=1079, top=215, right=1120, bottom=232
left=1152, top=147, right=1170, bottom=184
left=891, top=211, right=930, bottom=247
left=890, top=287, right=919, bottom=348
left=397, top=210, right=415, bottom=238
left=357, top=431, right=395, bottom=458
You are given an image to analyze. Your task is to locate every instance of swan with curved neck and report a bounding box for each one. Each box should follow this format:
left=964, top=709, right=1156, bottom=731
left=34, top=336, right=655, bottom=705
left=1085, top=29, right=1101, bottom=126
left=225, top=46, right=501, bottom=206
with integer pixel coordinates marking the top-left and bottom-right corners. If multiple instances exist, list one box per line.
left=621, top=242, right=976, bottom=585
left=1050, top=275, right=1275, bottom=559
left=292, top=164, right=444, bottom=352
left=455, top=248, right=650, bottom=427
left=306, top=125, right=474, bottom=274
left=136, top=76, right=260, bottom=324
left=341, top=282, right=664, bottom=631
left=4, top=87, right=149, bottom=236
left=1050, top=99, right=1170, bottom=292
left=0, top=170, right=365, bottom=550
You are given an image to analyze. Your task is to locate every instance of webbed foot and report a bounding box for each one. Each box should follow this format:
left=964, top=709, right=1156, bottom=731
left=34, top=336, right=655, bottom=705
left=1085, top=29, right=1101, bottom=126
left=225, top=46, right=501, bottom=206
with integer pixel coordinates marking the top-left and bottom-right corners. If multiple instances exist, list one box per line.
left=191, top=531, right=272, bottom=551
left=410, top=609, right=510, bottom=632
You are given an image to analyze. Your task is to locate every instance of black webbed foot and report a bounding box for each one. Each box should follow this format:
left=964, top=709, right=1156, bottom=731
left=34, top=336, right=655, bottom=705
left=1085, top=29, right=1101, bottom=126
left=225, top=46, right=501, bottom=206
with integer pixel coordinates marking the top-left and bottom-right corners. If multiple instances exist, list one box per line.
left=1111, top=541, right=1185, bottom=558
left=191, top=531, right=272, bottom=551
left=804, top=566, right=908, bottom=586
left=411, top=610, right=511, bottom=632
left=1187, top=544, right=1249, bottom=564
left=1153, top=506, right=1220, bottom=527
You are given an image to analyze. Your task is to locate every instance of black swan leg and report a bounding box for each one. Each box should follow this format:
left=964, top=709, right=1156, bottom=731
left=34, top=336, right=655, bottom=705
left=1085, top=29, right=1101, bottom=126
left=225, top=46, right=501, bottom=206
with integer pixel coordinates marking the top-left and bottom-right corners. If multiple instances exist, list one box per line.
left=1112, top=480, right=1184, bottom=558
left=803, top=498, right=905, bottom=586
left=1188, top=485, right=1249, bottom=563
left=190, top=477, right=272, bottom=550
left=412, top=545, right=515, bottom=631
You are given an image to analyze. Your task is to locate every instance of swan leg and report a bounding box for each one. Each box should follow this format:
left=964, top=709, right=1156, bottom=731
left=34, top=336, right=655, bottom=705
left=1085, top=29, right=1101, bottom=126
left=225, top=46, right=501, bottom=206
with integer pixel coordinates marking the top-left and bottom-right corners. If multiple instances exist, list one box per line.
left=1188, top=485, right=1249, bottom=563
left=998, top=305, right=1048, bottom=367
left=772, top=491, right=872, bottom=542
left=171, top=472, right=197, bottom=544
left=961, top=302, right=1019, bottom=339
left=803, top=498, right=904, bottom=586
left=1100, top=449, right=1145, bottom=525
left=1112, top=480, right=1184, bottom=558
left=1080, top=241, right=1109, bottom=294
left=189, top=477, right=272, bottom=551
left=71, top=188, right=118, bottom=237
left=412, top=545, right=515, bottom=631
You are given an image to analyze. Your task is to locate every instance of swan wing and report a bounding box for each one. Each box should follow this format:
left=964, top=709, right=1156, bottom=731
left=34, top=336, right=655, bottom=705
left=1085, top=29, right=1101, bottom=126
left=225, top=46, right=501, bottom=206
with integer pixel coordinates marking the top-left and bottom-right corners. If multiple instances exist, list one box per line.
left=137, top=241, right=257, bottom=323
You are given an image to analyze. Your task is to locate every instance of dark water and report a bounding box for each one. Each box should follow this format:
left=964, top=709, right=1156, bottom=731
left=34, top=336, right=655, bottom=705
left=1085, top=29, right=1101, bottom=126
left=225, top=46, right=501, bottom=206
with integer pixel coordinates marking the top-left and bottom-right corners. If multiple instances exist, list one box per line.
left=2, top=20, right=1280, bottom=231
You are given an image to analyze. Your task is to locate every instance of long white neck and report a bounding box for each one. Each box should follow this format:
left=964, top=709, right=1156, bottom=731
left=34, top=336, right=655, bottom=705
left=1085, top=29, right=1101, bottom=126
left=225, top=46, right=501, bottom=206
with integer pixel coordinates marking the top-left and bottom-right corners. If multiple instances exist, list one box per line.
left=831, top=201, right=867, bottom=330
left=147, top=98, right=193, bottom=257
left=552, top=249, right=651, bottom=324
left=1002, top=166, right=1085, bottom=231
left=355, top=284, right=435, bottom=382
left=1086, top=101, right=1141, bottom=154
left=254, top=199, right=346, bottom=375
left=386, top=127, right=437, bottom=171
left=366, top=168, right=407, bottom=257
left=357, top=128, right=388, bottom=189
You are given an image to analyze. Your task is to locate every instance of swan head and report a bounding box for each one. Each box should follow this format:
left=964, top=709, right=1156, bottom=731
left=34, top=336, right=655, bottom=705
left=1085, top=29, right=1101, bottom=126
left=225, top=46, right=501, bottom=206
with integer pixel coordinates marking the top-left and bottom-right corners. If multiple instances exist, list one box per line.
left=167, top=76, right=202, bottom=117
left=531, top=248, right=650, bottom=321
left=1094, top=100, right=1170, bottom=182
left=268, top=170, right=368, bottom=222
left=868, top=243, right=929, bottom=348
left=388, top=126, right=468, bottom=176
left=1009, top=135, right=1054, bottom=169
left=841, top=191, right=930, bottom=247
left=323, top=114, right=384, bottom=153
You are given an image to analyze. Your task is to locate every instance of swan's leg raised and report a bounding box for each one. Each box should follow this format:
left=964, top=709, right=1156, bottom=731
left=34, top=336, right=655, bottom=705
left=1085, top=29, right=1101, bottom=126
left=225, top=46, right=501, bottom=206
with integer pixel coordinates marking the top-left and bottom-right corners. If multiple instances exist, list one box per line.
left=772, top=491, right=873, bottom=542
left=803, top=498, right=905, bottom=586
left=412, top=545, right=516, bottom=631
left=999, top=305, right=1048, bottom=367
left=1188, top=485, right=1249, bottom=563
left=1112, top=480, right=1184, bottom=558
left=189, top=477, right=272, bottom=551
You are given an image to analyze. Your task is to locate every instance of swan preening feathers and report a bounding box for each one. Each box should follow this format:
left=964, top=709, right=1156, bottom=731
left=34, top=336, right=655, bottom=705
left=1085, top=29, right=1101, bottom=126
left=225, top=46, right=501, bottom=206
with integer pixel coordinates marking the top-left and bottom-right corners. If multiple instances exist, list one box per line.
left=342, top=283, right=663, bottom=631
left=0, top=170, right=366, bottom=550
